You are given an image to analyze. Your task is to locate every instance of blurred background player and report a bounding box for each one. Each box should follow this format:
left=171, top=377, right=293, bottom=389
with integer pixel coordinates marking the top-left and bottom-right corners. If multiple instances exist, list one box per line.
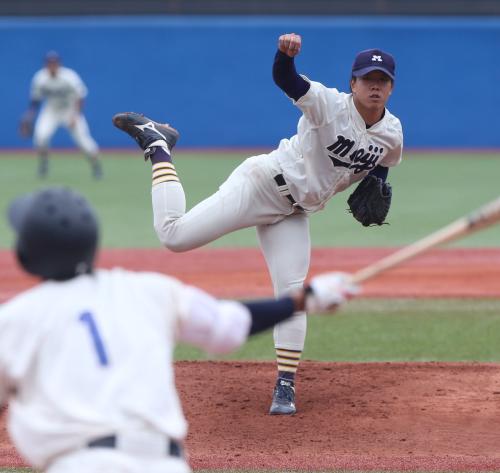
left=19, top=51, right=102, bottom=179
left=0, top=186, right=357, bottom=473
left=113, top=33, right=402, bottom=415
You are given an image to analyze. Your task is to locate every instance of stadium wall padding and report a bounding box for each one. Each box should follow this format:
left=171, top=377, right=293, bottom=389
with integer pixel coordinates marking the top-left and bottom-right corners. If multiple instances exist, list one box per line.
left=2, top=16, right=499, bottom=148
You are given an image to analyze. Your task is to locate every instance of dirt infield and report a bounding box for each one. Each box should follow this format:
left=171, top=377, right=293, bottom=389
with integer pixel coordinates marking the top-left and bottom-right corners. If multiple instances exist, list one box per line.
left=1, top=247, right=500, bottom=471
left=1, top=361, right=500, bottom=471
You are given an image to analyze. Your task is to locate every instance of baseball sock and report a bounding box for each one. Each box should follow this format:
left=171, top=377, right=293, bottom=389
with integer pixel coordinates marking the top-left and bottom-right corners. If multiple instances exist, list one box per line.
left=37, top=151, right=49, bottom=178
left=275, top=348, right=302, bottom=381
left=87, top=154, right=102, bottom=179
left=148, top=143, right=180, bottom=187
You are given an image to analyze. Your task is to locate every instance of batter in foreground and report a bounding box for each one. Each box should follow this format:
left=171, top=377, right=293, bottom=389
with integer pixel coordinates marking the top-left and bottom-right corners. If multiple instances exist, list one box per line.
left=0, top=186, right=357, bottom=473
left=113, top=33, right=403, bottom=415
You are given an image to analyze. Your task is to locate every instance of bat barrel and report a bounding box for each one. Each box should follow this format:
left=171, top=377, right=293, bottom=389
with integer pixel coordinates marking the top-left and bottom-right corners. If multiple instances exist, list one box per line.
left=350, top=195, right=500, bottom=285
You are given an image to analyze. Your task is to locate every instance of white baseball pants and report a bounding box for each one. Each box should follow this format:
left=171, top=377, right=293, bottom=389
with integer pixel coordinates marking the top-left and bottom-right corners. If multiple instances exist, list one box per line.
left=152, top=153, right=310, bottom=351
left=34, top=107, right=99, bottom=156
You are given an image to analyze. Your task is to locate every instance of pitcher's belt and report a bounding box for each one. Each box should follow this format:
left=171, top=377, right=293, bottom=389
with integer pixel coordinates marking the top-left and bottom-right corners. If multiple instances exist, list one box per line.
left=273, top=174, right=303, bottom=210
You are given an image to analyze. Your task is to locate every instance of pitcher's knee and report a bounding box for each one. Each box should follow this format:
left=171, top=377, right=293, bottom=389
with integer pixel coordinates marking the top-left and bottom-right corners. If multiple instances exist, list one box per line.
left=161, top=238, right=192, bottom=253
left=155, top=226, right=192, bottom=253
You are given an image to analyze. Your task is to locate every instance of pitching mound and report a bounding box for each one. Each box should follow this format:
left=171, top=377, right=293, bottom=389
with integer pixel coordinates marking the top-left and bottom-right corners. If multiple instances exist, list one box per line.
left=180, top=361, right=500, bottom=471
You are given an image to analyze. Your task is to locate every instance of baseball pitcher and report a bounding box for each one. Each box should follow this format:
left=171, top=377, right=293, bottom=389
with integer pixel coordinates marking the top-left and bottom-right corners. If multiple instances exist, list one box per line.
left=113, top=33, right=403, bottom=415
left=19, top=51, right=102, bottom=179
left=0, top=186, right=357, bottom=473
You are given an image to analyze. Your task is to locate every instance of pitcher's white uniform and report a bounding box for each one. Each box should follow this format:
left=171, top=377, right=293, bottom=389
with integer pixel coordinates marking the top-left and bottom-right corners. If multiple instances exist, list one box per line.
left=30, top=66, right=99, bottom=156
left=152, top=79, right=403, bottom=352
left=0, top=268, right=251, bottom=473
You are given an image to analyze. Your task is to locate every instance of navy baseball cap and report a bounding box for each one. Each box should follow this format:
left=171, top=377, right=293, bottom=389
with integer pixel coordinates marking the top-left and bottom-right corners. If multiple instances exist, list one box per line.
left=352, top=49, right=395, bottom=80
left=45, top=50, right=60, bottom=63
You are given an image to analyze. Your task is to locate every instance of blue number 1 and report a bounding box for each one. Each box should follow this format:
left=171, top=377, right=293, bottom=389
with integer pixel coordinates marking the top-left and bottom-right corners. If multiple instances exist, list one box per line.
left=79, top=311, right=109, bottom=366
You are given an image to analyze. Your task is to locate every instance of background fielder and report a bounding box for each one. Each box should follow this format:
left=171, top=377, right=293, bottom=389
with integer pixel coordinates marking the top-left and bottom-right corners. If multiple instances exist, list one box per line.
left=20, top=51, right=102, bottom=179
left=113, top=32, right=403, bottom=415
left=0, top=186, right=357, bottom=473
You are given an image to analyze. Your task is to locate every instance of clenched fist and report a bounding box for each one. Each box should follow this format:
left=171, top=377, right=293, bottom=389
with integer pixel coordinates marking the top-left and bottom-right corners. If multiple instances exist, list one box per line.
left=278, top=33, right=302, bottom=58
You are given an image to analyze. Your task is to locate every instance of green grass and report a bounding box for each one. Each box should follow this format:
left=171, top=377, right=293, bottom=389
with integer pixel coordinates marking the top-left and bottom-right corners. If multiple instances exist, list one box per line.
left=175, top=298, right=500, bottom=362
left=1, top=153, right=499, bottom=473
left=0, top=151, right=499, bottom=248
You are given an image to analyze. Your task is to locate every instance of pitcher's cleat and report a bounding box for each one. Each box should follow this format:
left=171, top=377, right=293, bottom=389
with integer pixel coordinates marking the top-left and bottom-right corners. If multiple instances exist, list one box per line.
left=112, top=112, right=179, bottom=156
left=269, top=377, right=296, bottom=415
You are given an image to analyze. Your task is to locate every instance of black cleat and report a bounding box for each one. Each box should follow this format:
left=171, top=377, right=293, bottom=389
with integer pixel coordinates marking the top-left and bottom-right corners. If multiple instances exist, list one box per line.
left=112, top=112, right=179, bottom=153
left=269, top=378, right=296, bottom=415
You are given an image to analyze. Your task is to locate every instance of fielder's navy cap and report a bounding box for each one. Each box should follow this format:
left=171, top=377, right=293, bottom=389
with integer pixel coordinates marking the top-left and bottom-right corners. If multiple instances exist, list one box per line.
left=352, top=49, right=395, bottom=80
left=45, top=50, right=60, bottom=63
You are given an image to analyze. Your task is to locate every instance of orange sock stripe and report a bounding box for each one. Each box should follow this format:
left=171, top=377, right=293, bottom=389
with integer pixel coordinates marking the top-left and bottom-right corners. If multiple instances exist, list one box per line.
left=276, top=348, right=302, bottom=374
left=276, top=349, right=302, bottom=360
left=277, top=360, right=300, bottom=369
left=152, top=162, right=175, bottom=172
left=152, top=170, right=178, bottom=180
left=152, top=176, right=180, bottom=186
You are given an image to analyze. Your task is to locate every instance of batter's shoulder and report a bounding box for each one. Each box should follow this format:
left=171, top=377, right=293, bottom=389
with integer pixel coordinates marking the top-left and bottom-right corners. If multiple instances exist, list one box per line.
left=0, top=283, right=48, bottom=323
left=106, top=267, right=182, bottom=291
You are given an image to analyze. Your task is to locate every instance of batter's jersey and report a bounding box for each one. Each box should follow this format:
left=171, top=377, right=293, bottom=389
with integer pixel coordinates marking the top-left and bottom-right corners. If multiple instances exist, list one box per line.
left=30, top=66, right=87, bottom=112
left=273, top=79, right=403, bottom=212
left=0, top=268, right=251, bottom=469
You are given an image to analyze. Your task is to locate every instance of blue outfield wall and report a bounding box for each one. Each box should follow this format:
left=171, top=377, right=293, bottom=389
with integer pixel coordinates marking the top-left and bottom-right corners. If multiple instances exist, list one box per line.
left=2, top=16, right=499, bottom=149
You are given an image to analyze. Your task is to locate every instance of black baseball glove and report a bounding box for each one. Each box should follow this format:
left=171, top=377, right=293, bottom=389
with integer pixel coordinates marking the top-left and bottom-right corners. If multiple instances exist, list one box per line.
left=19, top=112, right=34, bottom=138
left=347, top=175, right=392, bottom=226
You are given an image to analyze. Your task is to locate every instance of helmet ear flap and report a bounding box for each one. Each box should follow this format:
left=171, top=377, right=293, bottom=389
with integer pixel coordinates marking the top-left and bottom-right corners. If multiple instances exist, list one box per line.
left=15, top=245, right=33, bottom=277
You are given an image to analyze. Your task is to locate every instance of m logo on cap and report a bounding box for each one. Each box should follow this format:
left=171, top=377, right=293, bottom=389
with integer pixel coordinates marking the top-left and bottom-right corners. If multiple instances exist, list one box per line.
left=352, top=48, right=396, bottom=80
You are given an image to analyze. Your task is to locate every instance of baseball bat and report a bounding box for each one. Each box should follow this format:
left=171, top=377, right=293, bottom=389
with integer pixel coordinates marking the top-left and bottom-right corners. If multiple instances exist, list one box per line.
left=350, top=195, right=500, bottom=284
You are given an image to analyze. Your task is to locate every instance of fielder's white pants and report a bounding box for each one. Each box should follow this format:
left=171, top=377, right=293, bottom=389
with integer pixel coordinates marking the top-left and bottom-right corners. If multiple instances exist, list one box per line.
left=34, top=106, right=99, bottom=156
left=152, top=153, right=309, bottom=350
left=47, top=448, right=190, bottom=473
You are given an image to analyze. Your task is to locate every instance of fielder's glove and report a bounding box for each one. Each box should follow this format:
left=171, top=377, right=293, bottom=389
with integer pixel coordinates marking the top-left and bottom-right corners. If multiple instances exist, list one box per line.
left=305, top=272, right=360, bottom=314
left=347, top=175, right=392, bottom=226
left=19, top=112, right=34, bottom=138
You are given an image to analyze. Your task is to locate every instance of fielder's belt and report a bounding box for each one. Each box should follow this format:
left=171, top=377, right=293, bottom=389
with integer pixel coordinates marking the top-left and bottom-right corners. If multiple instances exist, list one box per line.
left=87, top=434, right=183, bottom=458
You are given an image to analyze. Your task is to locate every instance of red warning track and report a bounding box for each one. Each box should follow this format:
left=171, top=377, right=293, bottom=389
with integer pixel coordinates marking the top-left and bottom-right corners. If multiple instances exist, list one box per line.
left=1, top=247, right=499, bottom=302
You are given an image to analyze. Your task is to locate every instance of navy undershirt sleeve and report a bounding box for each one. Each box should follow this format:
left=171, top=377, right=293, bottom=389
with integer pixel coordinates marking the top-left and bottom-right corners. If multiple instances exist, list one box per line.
left=273, top=50, right=310, bottom=101
left=369, top=165, right=389, bottom=182
left=243, top=297, right=297, bottom=335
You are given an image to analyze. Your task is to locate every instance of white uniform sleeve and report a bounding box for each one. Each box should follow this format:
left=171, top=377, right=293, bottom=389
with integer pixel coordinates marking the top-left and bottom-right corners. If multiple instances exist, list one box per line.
left=30, top=71, right=44, bottom=101
left=176, top=286, right=252, bottom=355
left=67, top=69, right=88, bottom=99
left=294, top=79, right=346, bottom=128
